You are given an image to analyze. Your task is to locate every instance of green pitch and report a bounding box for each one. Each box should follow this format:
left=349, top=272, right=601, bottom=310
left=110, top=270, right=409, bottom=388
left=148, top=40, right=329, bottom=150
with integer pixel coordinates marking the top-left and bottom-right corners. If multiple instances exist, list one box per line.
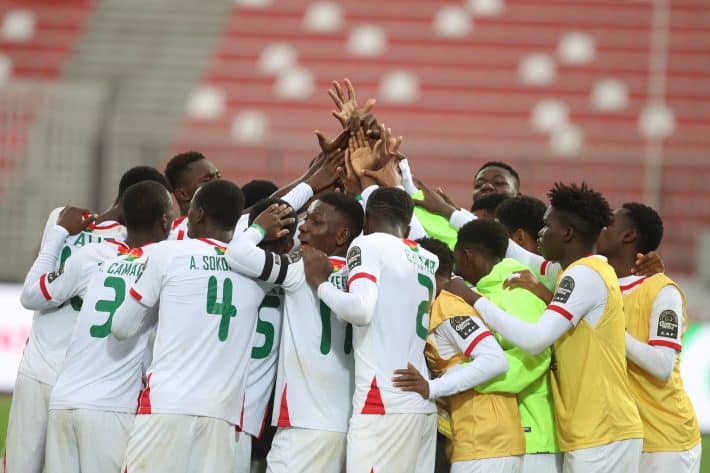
left=0, top=392, right=708, bottom=470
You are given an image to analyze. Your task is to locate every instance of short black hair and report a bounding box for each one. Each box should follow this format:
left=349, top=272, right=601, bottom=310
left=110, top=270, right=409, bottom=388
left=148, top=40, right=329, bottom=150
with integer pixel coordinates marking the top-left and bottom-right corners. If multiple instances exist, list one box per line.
left=164, top=151, right=206, bottom=190
left=318, top=192, right=364, bottom=244
left=456, top=219, right=509, bottom=261
left=116, top=166, right=171, bottom=203
left=193, top=179, right=244, bottom=230
left=366, top=187, right=414, bottom=228
left=242, top=180, right=278, bottom=208
left=496, top=195, right=547, bottom=238
left=248, top=198, right=298, bottom=243
left=417, top=237, right=453, bottom=276
left=471, top=192, right=511, bottom=215
left=476, top=161, right=520, bottom=188
left=547, top=182, right=612, bottom=246
left=622, top=202, right=664, bottom=254
left=121, top=181, right=173, bottom=231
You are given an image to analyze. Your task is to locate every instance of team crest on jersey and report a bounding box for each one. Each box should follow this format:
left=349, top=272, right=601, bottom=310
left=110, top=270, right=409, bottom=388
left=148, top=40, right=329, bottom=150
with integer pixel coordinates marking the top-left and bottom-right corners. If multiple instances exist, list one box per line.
left=402, top=239, right=419, bottom=252
left=552, top=276, right=575, bottom=304
left=119, top=247, right=144, bottom=261
left=657, top=310, right=679, bottom=339
left=213, top=245, right=226, bottom=256
left=347, top=246, right=362, bottom=271
left=329, top=258, right=345, bottom=273
left=449, top=316, right=478, bottom=339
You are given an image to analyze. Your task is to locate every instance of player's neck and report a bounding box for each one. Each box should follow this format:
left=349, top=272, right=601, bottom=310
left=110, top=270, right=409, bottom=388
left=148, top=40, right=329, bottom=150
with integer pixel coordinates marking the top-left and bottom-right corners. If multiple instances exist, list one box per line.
left=178, top=202, right=190, bottom=217
left=97, top=205, right=122, bottom=224
left=559, top=243, right=594, bottom=269
left=125, top=230, right=160, bottom=249
left=605, top=251, right=635, bottom=278
left=193, top=224, right=233, bottom=244
left=367, top=222, right=406, bottom=238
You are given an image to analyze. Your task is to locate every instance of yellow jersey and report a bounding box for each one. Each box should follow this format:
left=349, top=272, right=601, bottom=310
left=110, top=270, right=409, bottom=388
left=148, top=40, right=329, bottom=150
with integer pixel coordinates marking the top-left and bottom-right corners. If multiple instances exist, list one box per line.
left=425, top=290, right=525, bottom=462
left=549, top=256, right=643, bottom=451
left=622, top=274, right=701, bottom=452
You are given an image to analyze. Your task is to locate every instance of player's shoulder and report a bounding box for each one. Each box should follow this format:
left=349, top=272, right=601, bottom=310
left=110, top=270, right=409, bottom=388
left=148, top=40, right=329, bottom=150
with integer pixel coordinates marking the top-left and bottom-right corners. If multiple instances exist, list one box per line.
left=434, top=289, right=477, bottom=316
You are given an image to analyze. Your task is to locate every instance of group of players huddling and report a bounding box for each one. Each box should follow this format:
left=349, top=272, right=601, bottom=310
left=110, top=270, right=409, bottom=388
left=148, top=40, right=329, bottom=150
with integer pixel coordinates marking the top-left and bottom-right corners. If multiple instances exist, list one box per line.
left=3, top=80, right=701, bottom=473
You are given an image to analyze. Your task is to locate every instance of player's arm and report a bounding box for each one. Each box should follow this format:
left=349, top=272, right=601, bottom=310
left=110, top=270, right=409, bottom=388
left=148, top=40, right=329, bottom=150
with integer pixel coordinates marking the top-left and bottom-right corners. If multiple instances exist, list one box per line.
left=475, top=343, right=551, bottom=394
left=303, top=237, right=379, bottom=326
left=393, top=315, right=508, bottom=399
left=505, top=239, right=560, bottom=291
left=225, top=205, right=301, bottom=289
left=625, top=285, right=683, bottom=382
left=112, top=253, right=165, bottom=340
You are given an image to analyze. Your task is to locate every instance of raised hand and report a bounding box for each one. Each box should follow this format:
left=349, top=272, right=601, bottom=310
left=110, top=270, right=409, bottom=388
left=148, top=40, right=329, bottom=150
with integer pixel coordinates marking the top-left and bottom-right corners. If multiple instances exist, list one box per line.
left=503, top=270, right=554, bottom=304
left=412, top=178, right=458, bottom=219
left=57, top=206, right=95, bottom=235
left=392, top=363, right=430, bottom=399
left=328, top=78, right=376, bottom=130
left=315, top=127, right=350, bottom=156
left=252, top=204, right=296, bottom=241
left=337, top=150, right=362, bottom=196
left=306, top=148, right=345, bottom=194
left=362, top=157, right=402, bottom=188
left=372, top=123, right=403, bottom=168
left=348, top=128, right=378, bottom=177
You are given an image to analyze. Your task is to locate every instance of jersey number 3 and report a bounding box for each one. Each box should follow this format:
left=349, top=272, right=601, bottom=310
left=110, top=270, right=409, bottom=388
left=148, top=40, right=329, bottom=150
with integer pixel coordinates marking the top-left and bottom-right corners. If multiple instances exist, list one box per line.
left=207, top=276, right=238, bottom=342
left=90, top=276, right=126, bottom=338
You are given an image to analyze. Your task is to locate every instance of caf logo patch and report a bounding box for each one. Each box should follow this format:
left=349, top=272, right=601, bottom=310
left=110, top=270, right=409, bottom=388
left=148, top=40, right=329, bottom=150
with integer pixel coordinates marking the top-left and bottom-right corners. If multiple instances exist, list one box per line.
left=347, top=246, right=362, bottom=272
left=657, top=310, right=679, bottom=339
left=552, top=276, right=575, bottom=304
left=449, top=316, right=479, bottom=339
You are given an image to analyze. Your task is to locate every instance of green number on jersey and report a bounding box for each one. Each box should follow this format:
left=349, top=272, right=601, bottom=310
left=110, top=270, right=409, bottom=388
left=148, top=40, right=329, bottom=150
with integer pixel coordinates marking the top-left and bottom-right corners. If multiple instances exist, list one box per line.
left=58, top=246, right=83, bottom=311
left=206, top=276, right=238, bottom=342
left=319, top=301, right=353, bottom=355
left=416, top=273, right=434, bottom=340
left=90, top=276, right=126, bottom=338
left=252, top=294, right=280, bottom=359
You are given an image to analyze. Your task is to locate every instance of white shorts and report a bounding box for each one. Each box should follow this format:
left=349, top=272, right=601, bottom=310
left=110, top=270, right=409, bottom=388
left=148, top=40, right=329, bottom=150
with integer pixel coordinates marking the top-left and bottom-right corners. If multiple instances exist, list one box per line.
left=451, top=455, right=522, bottom=473
left=522, top=453, right=563, bottom=473
left=3, top=373, right=52, bottom=473
left=121, top=414, right=236, bottom=473
left=639, top=443, right=701, bottom=473
left=234, top=430, right=253, bottom=473
left=563, top=438, right=642, bottom=473
left=266, top=427, right=346, bottom=473
left=347, top=413, right=437, bottom=473
left=44, top=408, right=133, bottom=473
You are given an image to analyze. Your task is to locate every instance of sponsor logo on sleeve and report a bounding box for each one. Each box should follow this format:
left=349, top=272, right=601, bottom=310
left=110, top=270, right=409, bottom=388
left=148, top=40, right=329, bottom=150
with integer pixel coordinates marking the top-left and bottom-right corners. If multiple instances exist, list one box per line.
left=449, top=316, right=479, bottom=339
left=657, top=310, right=679, bottom=339
left=46, top=270, right=62, bottom=284
left=347, top=246, right=362, bottom=272
left=552, top=276, right=575, bottom=304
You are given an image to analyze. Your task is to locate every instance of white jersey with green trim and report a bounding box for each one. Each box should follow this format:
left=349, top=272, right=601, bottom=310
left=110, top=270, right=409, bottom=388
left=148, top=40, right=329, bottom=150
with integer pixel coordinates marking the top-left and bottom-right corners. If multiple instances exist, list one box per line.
left=50, top=245, right=158, bottom=413
left=19, top=207, right=126, bottom=385
left=126, top=238, right=267, bottom=426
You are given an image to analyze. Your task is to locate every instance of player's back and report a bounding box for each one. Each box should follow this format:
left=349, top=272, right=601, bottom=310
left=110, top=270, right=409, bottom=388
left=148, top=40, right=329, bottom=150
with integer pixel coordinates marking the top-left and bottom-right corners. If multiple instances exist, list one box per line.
left=130, top=238, right=266, bottom=426
left=50, top=245, right=157, bottom=413
left=347, top=233, right=438, bottom=415
left=21, top=208, right=126, bottom=386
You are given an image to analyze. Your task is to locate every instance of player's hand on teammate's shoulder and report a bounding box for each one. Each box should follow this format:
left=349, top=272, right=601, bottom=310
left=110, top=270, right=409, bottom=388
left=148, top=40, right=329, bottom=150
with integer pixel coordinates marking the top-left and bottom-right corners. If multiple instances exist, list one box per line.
left=301, top=245, right=332, bottom=288
left=392, top=363, right=430, bottom=399
left=632, top=251, right=664, bottom=277
left=442, top=277, right=481, bottom=306
left=254, top=204, right=296, bottom=241
left=57, top=206, right=96, bottom=235
left=504, top=270, right=554, bottom=304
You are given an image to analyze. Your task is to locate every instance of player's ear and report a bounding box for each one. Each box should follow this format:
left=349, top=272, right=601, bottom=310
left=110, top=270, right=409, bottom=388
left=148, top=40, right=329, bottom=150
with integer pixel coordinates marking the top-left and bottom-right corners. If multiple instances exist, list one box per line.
left=335, top=226, right=350, bottom=247
left=174, top=186, right=190, bottom=203
left=622, top=228, right=636, bottom=245
left=511, top=228, right=527, bottom=247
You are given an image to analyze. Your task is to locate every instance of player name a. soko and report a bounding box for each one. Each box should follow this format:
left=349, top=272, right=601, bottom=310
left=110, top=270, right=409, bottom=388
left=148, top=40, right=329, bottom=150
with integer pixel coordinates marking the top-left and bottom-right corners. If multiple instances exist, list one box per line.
left=189, top=255, right=230, bottom=272
left=106, top=261, right=145, bottom=279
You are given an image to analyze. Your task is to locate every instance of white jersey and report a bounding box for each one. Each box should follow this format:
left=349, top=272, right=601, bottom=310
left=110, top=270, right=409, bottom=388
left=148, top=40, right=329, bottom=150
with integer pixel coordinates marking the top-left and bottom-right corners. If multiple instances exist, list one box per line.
left=50, top=245, right=158, bottom=413
left=241, top=287, right=283, bottom=437
left=168, top=216, right=189, bottom=240
left=20, top=209, right=127, bottom=386
left=124, top=238, right=267, bottom=426
left=344, top=233, right=438, bottom=415
left=226, top=226, right=354, bottom=432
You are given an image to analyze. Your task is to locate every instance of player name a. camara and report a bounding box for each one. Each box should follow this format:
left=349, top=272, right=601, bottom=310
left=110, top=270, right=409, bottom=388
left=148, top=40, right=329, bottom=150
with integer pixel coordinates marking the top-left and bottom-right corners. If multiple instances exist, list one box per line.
left=189, top=255, right=230, bottom=272
left=106, top=261, right=145, bottom=279
left=404, top=248, right=437, bottom=276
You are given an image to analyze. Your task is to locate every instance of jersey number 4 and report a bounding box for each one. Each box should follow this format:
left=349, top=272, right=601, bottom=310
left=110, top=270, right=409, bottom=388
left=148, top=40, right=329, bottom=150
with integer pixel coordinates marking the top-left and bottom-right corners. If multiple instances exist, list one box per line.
left=207, top=276, right=238, bottom=342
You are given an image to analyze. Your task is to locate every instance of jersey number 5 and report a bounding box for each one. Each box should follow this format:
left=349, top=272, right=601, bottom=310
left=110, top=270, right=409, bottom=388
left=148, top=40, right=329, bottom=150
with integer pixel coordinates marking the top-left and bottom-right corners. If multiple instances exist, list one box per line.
left=207, top=276, right=238, bottom=342
left=90, top=276, right=126, bottom=338
left=416, top=274, right=434, bottom=340
left=252, top=293, right=280, bottom=359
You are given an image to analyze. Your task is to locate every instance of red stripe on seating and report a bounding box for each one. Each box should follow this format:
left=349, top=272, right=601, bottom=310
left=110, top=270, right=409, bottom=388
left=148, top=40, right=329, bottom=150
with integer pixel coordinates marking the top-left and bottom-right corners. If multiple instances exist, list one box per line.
left=548, top=304, right=574, bottom=321
left=464, top=331, right=492, bottom=357
left=39, top=273, right=51, bottom=301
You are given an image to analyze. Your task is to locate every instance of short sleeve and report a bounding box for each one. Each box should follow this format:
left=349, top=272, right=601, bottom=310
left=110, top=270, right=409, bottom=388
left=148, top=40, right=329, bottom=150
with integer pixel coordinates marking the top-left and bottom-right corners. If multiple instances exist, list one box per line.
left=647, top=285, right=684, bottom=351
left=128, top=248, right=169, bottom=308
left=546, top=265, right=607, bottom=327
left=345, top=235, right=381, bottom=290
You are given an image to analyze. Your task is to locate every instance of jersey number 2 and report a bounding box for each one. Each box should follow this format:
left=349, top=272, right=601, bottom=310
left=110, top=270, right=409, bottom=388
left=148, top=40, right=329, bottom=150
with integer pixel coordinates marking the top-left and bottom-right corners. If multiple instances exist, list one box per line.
left=90, top=276, right=126, bottom=338
left=207, top=276, right=238, bottom=342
